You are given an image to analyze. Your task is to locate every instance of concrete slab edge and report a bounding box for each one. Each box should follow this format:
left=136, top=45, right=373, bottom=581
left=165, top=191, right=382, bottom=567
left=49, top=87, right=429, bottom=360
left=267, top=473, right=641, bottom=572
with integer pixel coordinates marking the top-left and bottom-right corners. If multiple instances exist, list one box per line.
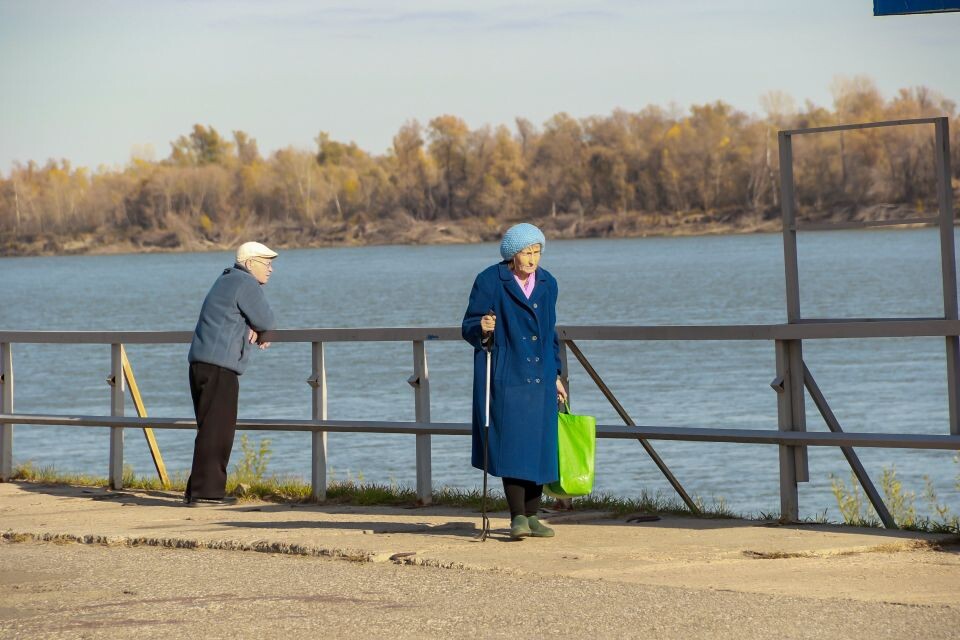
left=0, top=529, right=485, bottom=572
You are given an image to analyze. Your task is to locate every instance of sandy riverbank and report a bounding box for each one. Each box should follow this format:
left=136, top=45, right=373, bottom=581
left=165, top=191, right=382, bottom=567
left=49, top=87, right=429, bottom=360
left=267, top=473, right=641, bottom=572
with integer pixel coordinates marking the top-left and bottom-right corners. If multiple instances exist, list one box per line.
left=3, top=204, right=936, bottom=258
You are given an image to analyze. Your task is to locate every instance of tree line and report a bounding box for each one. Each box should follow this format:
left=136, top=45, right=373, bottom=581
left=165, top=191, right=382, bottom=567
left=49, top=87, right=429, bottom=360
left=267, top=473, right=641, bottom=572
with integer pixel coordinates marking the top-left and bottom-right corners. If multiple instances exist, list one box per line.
left=2, top=76, right=958, bottom=250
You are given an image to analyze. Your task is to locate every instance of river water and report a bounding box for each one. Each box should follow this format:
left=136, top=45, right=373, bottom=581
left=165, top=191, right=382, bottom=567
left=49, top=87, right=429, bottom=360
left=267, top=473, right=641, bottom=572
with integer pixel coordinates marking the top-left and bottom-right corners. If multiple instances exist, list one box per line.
left=3, top=229, right=959, bottom=520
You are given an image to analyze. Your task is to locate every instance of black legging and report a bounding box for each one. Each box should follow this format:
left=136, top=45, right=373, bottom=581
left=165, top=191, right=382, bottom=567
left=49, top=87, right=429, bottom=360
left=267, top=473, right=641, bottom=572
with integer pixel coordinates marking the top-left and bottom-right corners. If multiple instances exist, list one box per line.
left=502, top=477, right=543, bottom=519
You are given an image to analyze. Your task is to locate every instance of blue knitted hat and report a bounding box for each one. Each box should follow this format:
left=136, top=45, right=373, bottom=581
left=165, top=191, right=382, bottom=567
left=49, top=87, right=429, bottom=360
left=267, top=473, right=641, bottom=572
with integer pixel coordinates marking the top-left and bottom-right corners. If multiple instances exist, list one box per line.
left=499, top=223, right=546, bottom=260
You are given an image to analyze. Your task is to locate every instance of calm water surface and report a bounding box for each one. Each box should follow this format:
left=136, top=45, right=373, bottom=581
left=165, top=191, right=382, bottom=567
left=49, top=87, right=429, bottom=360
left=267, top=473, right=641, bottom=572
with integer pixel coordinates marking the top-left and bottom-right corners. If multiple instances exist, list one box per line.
left=3, top=229, right=959, bottom=520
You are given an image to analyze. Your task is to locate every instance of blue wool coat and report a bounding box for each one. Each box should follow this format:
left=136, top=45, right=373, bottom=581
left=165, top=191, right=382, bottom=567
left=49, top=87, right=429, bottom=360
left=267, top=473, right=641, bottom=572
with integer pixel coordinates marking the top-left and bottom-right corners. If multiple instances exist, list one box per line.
left=462, top=262, right=561, bottom=484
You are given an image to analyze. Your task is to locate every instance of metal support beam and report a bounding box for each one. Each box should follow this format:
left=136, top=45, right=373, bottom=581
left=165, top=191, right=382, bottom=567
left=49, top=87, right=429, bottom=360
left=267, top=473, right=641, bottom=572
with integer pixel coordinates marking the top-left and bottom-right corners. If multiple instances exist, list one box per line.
left=565, top=340, right=700, bottom=513
left=309, top=342, right=328, bottom=501
left=120, top=346, right=169, bottom=488
left=935, top=118, right=960, bottom=435
left=777, top=130, right=810, bottom=521
left=8, top=321, right=960, bottom=345
left=778, top=129, right=810, bottom=479
left=412, top=341, right=432, bottom=505
left=779, top=131, right=801, bottom=323
left=7, top=412, right=960, bottom=448
left=803, top=364, right=897, bottom=529
left=788, top=342, right=809, bottom=483
left=108, top=344, right=125, bottom=489
left=774, top=341, right=799, bottom=522
left=0, top=344, right=12, bottom=481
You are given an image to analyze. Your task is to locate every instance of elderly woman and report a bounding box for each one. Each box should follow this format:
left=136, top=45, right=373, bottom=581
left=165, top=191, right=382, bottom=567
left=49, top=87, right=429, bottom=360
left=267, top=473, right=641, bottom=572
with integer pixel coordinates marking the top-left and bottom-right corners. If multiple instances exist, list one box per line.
left=462, top=223, right=567, bottom=539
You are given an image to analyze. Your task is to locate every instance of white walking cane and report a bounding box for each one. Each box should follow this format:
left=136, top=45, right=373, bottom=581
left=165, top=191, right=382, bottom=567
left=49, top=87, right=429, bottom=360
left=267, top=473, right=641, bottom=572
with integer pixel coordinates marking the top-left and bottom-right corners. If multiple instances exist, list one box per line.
left=479, top=330, right=493, bottom=541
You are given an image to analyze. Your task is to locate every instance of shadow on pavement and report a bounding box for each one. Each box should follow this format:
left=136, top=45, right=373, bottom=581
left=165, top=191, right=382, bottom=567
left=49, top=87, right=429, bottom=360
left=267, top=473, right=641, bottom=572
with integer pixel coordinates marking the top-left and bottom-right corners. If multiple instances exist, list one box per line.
left=216, top=519, right=485, bottom=539
left=8, top=480, right=953, bottom=544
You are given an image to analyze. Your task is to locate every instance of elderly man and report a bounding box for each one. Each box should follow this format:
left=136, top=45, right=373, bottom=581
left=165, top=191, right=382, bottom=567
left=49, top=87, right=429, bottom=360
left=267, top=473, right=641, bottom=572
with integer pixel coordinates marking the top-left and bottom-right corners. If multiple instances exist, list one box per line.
left=184, top=241, right=278, bottom=506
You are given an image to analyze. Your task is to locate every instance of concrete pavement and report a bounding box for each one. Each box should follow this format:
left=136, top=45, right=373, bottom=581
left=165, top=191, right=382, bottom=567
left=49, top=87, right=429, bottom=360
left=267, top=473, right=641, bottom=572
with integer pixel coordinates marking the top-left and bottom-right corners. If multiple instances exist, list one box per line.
left=2, top=481, right=959, bottom=638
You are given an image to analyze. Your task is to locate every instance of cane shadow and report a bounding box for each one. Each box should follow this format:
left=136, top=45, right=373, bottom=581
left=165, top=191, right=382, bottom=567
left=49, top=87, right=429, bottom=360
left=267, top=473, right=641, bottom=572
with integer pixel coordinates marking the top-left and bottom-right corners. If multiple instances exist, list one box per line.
left=216, top=519, right=492, bottom=540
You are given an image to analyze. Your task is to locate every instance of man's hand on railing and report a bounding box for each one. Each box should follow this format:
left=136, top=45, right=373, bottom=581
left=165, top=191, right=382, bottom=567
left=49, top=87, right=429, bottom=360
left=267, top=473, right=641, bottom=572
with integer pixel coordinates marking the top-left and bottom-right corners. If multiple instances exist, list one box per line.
left=248, top=329, right=272, bottom=350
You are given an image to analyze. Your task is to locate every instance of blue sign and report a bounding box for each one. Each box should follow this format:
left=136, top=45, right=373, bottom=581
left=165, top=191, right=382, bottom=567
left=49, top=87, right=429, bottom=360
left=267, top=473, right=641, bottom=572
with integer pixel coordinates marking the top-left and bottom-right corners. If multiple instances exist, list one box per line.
left=874, top=0, right=960, bottom=14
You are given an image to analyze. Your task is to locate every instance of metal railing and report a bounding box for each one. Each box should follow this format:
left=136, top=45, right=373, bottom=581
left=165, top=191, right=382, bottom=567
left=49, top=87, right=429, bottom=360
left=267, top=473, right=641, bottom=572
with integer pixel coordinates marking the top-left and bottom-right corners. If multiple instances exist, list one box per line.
left=3, top=322, right=960, bottom=526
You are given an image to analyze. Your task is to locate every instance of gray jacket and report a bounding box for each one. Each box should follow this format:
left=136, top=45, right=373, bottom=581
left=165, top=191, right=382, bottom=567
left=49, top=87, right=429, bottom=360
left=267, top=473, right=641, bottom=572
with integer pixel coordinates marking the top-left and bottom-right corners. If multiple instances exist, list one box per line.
left=188, top=264, right=277, bottom=374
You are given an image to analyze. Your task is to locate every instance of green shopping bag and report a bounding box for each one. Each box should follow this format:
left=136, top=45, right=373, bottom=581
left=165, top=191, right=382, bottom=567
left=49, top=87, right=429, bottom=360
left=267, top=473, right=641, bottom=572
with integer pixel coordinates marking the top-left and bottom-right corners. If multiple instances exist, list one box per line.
left=544, top=402, right=596, bottom=499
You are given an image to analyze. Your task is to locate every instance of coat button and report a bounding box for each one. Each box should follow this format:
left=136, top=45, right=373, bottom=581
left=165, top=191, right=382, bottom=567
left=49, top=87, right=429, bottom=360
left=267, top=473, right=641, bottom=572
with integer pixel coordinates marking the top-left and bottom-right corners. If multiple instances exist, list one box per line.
left=526, top=378, right=531, bottom=383
left=535, top=378, right=541, bottom=383
left=526, top=357, right=531, bottom=362
left=531, top=335, right=538, bottom=341
left=533, top=303, right=538, bottom=309
left=535, top=357, right=540, bottom=362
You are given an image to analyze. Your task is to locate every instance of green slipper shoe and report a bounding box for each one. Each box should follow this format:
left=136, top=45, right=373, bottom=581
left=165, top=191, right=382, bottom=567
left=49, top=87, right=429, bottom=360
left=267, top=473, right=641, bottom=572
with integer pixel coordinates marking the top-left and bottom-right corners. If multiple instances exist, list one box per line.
left=527, top=515, right=555, bottom=538
left=510, top=515, right=532, bottom=539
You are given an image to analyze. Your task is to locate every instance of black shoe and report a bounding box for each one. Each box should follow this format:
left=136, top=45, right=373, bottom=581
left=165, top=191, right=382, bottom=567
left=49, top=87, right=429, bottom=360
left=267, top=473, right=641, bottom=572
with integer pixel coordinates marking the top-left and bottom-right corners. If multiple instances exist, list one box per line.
left=183, top=495, right=238, bottom=507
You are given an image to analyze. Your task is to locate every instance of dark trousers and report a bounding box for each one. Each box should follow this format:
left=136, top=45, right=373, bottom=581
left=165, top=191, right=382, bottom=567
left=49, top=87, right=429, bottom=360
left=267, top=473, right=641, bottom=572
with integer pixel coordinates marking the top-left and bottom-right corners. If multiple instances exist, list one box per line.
left=502, top=477, right=543, bottom=519
left=186, top=362, right=239, bottom=499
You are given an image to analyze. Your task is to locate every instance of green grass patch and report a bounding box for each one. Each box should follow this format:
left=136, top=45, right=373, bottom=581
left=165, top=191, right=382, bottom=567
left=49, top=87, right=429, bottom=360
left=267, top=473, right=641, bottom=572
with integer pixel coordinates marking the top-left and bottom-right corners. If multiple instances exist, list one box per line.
left=830, top=460, right=960, bottom=535
left=9, top=460, right=741, bottom=519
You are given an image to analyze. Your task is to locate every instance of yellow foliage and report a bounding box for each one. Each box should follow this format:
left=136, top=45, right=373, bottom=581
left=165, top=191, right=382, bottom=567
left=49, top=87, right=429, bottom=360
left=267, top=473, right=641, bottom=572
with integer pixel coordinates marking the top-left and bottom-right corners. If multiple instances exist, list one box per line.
left=199, top=214, right=213, bottom=233
left=48, top=167, right=68, bottom=184
left=342, top=176, right=360, bottom=198
left=666, top=123, right=682, bottom=140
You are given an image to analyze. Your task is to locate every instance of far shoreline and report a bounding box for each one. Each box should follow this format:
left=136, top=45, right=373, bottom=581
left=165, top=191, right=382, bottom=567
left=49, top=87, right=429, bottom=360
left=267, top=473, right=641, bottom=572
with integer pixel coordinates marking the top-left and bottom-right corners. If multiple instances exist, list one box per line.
left=2, top=204, right=945, bottom=259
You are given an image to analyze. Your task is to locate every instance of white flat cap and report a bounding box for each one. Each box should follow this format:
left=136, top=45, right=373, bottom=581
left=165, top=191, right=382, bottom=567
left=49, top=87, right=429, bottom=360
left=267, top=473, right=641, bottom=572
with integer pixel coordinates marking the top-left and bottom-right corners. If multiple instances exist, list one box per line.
left=236, top=241, right=278, bottom=263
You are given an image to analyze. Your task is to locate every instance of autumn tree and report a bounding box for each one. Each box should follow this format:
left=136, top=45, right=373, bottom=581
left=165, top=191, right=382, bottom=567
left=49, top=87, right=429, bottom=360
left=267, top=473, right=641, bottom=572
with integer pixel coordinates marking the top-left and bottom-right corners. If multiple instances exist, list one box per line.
left=427, top=115, right=470, bottom=219
left=390, top=121, right=437, bottom=221
left=170, top=124, right=234, bottom=166
left=527, top=113, right=588, bottom=217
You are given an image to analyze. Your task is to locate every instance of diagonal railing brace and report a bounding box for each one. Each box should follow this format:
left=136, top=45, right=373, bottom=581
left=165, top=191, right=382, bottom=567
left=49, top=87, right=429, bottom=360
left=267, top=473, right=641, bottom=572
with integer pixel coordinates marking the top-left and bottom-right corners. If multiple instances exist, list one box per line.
left=121, top=346, right=170, bottom=488
left=565, top=339, right=700, bottom=514
left=803, top=363, right=896, bottom=529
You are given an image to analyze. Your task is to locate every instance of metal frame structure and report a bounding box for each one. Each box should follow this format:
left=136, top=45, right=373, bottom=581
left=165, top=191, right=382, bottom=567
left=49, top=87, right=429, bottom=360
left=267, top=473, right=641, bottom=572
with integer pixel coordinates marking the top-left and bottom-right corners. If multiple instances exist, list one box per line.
left=2, top=320, right=960, bottom=522
left=775, top=116, right=957, bottom=525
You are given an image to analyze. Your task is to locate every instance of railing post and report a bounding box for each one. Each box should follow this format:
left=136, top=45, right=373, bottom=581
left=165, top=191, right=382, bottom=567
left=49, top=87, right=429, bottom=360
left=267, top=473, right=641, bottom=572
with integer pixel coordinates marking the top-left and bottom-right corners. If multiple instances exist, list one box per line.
left=788, top=340, right=809, bottom=485
left=309, top=342, right=328, bottom=501
left=1, top=343, right=13, bottom=481
left=412, top=340, right=432, bottom=505
left=109, top=343, right=125, bottom=489
left=934, top=118, right=960, bottom=435
left=774, top=340, right=802, bottom=522
left=777, top=129, right=809, bottom=521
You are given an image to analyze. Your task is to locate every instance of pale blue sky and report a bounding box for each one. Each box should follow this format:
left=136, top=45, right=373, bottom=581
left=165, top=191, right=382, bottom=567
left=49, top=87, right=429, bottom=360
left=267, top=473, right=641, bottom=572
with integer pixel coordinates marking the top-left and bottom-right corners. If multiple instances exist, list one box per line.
left=1, top=0, right=958, bottom=173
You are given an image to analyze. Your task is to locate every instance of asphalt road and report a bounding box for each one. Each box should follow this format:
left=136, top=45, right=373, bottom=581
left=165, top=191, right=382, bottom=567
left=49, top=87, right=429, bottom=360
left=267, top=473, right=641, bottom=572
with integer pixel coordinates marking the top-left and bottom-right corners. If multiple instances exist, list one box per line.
left=3, top=540, right=959, bottom=639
